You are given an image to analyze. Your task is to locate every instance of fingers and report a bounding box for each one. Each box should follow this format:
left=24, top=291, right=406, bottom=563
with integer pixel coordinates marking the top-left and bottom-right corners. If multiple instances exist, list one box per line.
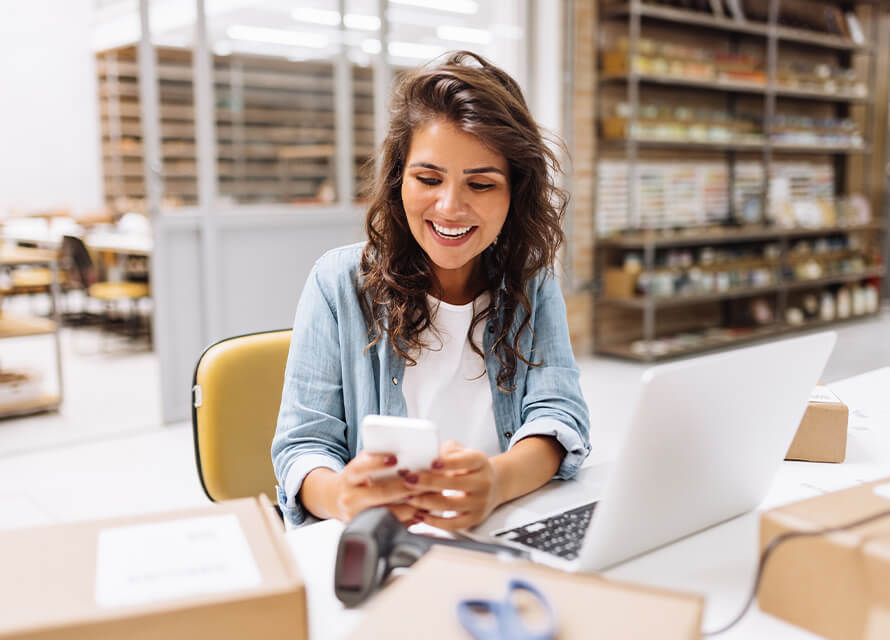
left=360, top=475, right=418, bottom=504
left=407, top=490, right=481, bottom=514
left=404, top=468, right=485, bottom=494
left=431, top=446, right=488, bottom=474
left=386, top=503, right=421, bottom=526
left=342, top=451, right=398, bottom=486
left=414, top=510, right=478, bottom=532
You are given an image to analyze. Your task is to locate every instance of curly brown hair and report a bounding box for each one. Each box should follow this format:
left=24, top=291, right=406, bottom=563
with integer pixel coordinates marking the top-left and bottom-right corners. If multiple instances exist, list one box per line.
left=359, top=50, right=568, bottom=392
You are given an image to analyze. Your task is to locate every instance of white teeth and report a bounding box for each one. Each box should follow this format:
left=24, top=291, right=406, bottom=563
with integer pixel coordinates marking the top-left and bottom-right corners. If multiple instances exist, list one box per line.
left=431, top=222, right=473, bottom=238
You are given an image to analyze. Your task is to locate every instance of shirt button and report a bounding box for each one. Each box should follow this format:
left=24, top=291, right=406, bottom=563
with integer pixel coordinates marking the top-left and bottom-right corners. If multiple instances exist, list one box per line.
left=488, top=325, right=495, bottom=333
left=504, top=431, right=513, bottom=438
left=392, top=377, right=398, bottom=385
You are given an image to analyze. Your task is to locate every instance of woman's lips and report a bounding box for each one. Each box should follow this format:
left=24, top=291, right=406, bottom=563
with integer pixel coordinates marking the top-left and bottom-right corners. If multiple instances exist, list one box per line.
left=427, top=220, right=477, bottom=246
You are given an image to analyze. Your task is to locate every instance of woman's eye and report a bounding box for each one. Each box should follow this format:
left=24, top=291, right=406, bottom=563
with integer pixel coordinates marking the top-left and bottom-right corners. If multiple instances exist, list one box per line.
left=469, top=182, right=495, bottom=191
left=417, top=176, right=441, bottom=186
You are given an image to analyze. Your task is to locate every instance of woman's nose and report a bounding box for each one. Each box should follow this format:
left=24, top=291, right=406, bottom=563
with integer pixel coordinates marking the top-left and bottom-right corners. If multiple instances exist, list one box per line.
left=435, top=183, right=463, bottom=216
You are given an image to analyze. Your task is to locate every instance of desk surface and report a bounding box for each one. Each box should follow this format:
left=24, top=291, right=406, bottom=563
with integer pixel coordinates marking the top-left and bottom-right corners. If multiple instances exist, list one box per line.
left=1, top=231, right=152, bottom=257
left=84, top=232, right=152, bottom=257
left=0, top=246, right=58, bottom=266
left=285, top=367, right=890, bottom=640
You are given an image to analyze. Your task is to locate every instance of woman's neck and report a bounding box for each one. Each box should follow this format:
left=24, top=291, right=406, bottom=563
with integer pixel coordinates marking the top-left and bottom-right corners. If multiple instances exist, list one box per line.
left=433, top=259, right=486, bottom=305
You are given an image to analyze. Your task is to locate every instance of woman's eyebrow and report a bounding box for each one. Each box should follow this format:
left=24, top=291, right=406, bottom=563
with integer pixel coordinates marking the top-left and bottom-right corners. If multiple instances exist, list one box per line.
left=407, top=162, right=505, bottom=177
left=464, top=166, right=506, bottom=176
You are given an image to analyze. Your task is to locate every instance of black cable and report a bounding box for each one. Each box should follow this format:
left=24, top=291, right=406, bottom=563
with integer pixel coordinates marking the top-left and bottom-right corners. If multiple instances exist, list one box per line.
left=702, top=507, right=890, bottom=636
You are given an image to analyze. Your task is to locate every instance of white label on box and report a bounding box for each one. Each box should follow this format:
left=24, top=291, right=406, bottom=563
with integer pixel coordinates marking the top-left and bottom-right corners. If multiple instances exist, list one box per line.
left=809, top=386, right=842, bottom=404
left=95, top=514, right=262, bottom=608
left=873, top=484, right=890, bottom=501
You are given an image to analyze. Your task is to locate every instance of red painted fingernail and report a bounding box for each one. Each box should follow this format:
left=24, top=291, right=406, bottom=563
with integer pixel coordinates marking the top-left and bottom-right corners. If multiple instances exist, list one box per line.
left=405, top=474, right=418, bottom=484
left=384, top=454, right=397, bottom=466
left=397, top=468, right=409, bottom=477
left=432, top=459, right=444, bottom=470
left=414, top=512, right=425, bottom=522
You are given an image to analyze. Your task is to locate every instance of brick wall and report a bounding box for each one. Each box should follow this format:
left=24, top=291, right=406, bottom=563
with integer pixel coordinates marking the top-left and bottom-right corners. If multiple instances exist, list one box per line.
left=564, top=0, right=597, bottom=354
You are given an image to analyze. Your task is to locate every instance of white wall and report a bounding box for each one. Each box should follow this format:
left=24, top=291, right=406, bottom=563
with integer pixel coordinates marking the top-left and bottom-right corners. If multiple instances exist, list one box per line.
left=0, top=0, right=103, bottom=216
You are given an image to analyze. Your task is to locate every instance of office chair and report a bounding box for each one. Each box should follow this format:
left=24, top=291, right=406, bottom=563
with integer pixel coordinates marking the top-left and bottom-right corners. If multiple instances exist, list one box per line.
left=61, top=235, right=150, bottom=341
left=191, top=329, right=292, bottom=503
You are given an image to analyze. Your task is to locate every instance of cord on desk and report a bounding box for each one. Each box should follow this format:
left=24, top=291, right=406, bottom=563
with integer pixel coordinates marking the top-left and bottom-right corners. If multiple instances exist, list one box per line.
left=703, top=507, right=890, bottom=636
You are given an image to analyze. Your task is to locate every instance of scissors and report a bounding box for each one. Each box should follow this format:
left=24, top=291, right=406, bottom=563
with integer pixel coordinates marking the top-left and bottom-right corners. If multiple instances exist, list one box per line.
left=456, top=578, right=557, bottom=640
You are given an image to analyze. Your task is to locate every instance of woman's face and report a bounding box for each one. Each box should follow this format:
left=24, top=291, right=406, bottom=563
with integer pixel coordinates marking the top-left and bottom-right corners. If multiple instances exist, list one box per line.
left=401, top=118, right=510, bottom=292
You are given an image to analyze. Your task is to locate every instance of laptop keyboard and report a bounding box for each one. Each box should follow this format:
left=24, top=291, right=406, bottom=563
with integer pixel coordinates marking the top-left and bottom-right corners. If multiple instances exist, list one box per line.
left=493, top=501, right=598, bottom=560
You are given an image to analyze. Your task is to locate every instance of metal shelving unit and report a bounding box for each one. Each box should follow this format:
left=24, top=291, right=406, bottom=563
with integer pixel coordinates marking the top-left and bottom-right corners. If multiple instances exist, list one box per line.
left=0, top=247, right=64, bottom=417
left=98, top=45, right=375, bottom=208
left=593, top=0, right=887, bottom=361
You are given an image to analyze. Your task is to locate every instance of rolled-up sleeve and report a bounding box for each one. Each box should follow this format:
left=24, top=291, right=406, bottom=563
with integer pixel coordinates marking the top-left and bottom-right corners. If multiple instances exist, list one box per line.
left=272, top=263, right=351, bottom=527
left=515, top=272, right=591, bottom=479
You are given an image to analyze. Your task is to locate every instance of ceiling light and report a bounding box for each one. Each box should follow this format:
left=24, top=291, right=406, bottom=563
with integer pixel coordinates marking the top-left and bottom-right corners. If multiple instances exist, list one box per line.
left=492, top=24, right=523, bottom=40
left=291, top=7, right=340, bottom=26
left=436, top=25, right=491, bottom=45
left=344, top=14, right=381, bottom=31
left=226, top=25, right=327, bottom=48
left=391, top=0, right=478, bottom=15
left=389, top=41, right=447, bottom=60
left=362, top=39, right=382, bottom=54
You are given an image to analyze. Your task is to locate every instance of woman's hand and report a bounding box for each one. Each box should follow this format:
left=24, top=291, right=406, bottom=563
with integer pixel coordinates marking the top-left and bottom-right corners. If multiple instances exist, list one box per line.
left=402, top=440, right=501, bottom=531
left=328, top=452, right=420, bottom=525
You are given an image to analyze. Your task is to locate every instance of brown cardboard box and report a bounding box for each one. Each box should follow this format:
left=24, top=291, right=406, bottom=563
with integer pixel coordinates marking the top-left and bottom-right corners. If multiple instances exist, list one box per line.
left=758, top=477, right=890, bottom=640
left=604, top=268, right=638, bottom=299
left=352, top=546, right=703, bottom=639
left=0, top=495, right=306, bottom=640
left=785, top=385, right=849, bottom=463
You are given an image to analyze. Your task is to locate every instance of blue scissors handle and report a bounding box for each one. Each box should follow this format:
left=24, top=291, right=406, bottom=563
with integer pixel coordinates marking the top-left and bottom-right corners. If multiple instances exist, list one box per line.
left=456, top=578, right=557, bottom=640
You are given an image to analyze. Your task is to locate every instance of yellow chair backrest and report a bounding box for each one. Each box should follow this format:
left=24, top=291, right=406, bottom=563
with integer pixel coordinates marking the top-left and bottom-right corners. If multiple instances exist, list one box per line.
left=191, top=329, right=292, bottom=502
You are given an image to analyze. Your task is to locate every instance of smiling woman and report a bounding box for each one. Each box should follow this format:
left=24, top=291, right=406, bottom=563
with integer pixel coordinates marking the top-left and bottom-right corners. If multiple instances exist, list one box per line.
left=271, top=51, right=591, bottom=532
left=401, top=120, right=510, bottom=303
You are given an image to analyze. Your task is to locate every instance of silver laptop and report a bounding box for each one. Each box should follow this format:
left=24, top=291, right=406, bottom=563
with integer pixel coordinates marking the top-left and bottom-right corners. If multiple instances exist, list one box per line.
left=472, top=331, right=836, bottom=572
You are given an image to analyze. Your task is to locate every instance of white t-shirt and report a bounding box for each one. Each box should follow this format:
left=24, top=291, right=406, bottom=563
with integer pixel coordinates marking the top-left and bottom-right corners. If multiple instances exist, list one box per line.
left=402, top=293, right=501, bottom=457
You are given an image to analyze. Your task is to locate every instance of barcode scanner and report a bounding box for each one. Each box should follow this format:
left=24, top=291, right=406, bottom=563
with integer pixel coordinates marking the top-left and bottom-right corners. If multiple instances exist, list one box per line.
left=334, top=507, right=529, bottom=607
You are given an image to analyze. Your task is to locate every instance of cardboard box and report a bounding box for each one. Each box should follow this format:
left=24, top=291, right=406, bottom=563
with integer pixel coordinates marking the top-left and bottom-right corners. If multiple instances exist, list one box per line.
left=0, top=495, right=306, bottom=640
left=785, top=385, right=849, bottom=463
left=604, top=268, right=638, bottom=299
left=758, top=477, right=890, bottom=640
left=352, top=546, right=703, bottom=639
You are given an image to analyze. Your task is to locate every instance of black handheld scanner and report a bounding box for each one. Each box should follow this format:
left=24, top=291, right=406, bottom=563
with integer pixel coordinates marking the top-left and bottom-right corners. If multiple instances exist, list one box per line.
left=333, top=507, right=529, bottom=607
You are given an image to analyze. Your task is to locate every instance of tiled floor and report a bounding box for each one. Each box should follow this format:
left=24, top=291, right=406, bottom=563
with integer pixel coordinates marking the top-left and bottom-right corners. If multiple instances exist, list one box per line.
left=0, top=303, right=887, bottom=531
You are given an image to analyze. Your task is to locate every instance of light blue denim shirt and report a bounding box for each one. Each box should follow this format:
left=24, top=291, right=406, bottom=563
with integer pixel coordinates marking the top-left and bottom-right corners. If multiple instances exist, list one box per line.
left=272, top=242, right=591, bottom=527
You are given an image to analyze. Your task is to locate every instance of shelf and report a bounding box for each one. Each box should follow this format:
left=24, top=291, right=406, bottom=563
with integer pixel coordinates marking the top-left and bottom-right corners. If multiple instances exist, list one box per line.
left=0, top=394, right=61, bottom=419
left=596, top=223, right=884, bottom=249
left=600, top=72, right=870, bottom=103
left=771, top=143, right=869, bottom=154
left=595, top=311, right=881, bottom=361
left=600, top=266, right=885, bottom=310
left=602, top=3, right=872, bottom=52
left=600, top=72, right=767, bottom=94
left=785, top=267, right=885, bottom=290
left=0, top=315, right=58, bottom=338
left=601, top=138, right=766, bottom=152
left=775, top=24, right=872, bottom=52
left=601, top=284, right=782, bottom=309
left=774, top=86, right=870, bottom=104
left=596, top=324, right=785, bottom=361
left=601, top=138, right=868, bottom=154
left=602, top=2, right=771, bottom=37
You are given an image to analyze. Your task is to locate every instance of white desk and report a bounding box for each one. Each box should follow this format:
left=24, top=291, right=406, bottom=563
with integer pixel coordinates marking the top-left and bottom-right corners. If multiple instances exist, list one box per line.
left=84, top=231, right=153, bottom=257
left=285, top=367, right=890, bottom=640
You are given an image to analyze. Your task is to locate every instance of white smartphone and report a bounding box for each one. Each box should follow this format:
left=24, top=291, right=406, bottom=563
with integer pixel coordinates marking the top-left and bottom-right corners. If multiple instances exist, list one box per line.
left=360, top=415, right=439, bottom=477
